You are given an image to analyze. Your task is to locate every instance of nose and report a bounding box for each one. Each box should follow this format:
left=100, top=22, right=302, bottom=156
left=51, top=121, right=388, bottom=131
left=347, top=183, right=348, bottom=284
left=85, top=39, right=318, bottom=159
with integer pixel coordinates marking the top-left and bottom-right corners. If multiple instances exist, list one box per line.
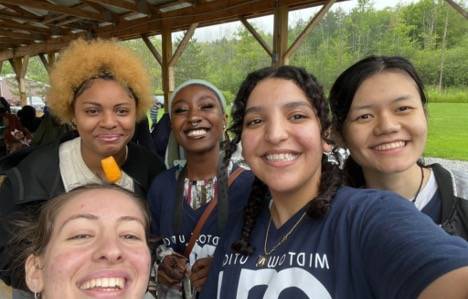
left=373, top=112, right=401, bottom=135
left=92, top=235, right=124, bottom=264
left=188, top=111, right=202, bottom=126
left=100, top=111, right=117, bottom=129
left=264, top=114, right=288, bottom=144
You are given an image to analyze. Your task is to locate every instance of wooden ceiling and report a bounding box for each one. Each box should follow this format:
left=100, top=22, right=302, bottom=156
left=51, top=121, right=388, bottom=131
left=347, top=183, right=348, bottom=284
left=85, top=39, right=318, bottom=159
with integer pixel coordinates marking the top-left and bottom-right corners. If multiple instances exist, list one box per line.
left=0, top=0, right=340, bottom=61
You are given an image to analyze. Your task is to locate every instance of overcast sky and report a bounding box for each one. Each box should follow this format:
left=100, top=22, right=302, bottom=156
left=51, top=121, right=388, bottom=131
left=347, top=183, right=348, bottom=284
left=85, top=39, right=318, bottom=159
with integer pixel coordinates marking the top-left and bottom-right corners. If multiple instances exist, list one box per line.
left=179, top=0, right=419, bottom=42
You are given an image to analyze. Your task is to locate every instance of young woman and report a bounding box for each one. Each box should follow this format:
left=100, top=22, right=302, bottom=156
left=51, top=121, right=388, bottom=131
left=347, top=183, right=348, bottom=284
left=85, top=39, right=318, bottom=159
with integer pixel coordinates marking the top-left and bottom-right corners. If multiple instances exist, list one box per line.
left=0, top=38, right=165, bottom=289
left=148, top=80, right=253, bottom=298
left=329, top=55, right=468, bottom=239
left=4, top=184, right=152, bottom=299
left=199, top=65, right=468, bottom=299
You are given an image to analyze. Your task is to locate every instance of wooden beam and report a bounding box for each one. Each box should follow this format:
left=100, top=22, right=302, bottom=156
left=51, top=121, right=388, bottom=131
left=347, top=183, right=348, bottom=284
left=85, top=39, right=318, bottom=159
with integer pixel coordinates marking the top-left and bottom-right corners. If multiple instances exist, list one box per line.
left=169, top=22, right=197, bottom=66
left=142, top=34, right=162, bottom=66
left=85, top=0, right=155, bottom=15
left=0, top=10, right=43, bottom=22
left=444, top=0, right=467, bottom=19
left=0, top=20, right=51, bottom=34
left=272, top=4, right=288, bottom=66
left=0, top=29, right=44, bottom=40
left=2, top=3, right=41, bottom=19
left=0, top=37, right=32, bottom=44
left=0, top=32, right=87, bottom=61
left=9, top=56, right=29, bottom=105
left=285, top=0, right=335, bottom=60
left=0, top=0, right=113, bottom=22
left=240, top=16, right=272, bottom=57
left=161, top=27, right=174, bottom=108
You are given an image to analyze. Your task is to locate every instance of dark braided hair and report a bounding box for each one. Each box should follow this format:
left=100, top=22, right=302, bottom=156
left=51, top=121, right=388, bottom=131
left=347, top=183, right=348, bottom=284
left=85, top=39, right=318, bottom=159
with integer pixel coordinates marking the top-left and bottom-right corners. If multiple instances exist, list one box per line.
left=225, top=65, right=343, bottom=255
left=329, top=55, right=428, bottom=187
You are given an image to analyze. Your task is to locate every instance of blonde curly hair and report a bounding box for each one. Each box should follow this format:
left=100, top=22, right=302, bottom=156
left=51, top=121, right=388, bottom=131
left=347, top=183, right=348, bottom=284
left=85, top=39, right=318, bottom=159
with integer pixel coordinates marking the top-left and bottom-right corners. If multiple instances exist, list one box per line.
left=47, top=38, right=153, bottom=124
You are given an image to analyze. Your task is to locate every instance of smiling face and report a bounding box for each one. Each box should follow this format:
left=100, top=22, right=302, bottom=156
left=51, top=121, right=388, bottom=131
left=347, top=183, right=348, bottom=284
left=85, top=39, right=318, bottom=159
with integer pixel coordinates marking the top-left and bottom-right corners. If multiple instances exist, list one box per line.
left=241, top=78, right=329, bottom=199
left=170, top=84, right=226, bottom=156
left=73, top=79, right=137, bottom=160
left=25, top=189, right=151, bottom=299
left=342, top=70, right=427, bottom=176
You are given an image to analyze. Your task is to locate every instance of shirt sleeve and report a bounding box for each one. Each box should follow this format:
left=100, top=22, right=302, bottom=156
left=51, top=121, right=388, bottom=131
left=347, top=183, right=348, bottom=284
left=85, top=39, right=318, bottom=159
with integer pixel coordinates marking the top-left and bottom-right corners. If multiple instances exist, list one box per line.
left=356, top=191, right=468, bottom=299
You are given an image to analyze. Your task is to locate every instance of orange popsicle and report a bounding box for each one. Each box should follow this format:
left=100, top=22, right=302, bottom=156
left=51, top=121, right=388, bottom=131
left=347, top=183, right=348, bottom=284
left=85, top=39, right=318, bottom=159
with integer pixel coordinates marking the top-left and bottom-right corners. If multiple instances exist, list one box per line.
left=101, top=156, right=122, bottom=183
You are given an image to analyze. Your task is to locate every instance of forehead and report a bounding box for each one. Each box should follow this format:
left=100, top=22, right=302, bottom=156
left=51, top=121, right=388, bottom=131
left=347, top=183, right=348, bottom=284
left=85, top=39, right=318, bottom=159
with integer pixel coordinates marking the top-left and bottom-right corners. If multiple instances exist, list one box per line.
left=55, top=189, right=144, bottom=224
left=247, top=78, right=309, bottom=107
left=352, top=70, right=421, bottom=104
left=173, top=85, right=219, bottom=103
left=74, top=79, right=135, bottom=104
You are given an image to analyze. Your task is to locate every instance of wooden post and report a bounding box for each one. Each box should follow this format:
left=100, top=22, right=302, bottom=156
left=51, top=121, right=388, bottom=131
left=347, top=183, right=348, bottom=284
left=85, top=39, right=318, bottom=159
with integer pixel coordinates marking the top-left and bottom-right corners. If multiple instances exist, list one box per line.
left=9, top=55, right=29, bottom=106
left=272, top=4, right=289, bottom=66
left=161, top=27, right=174, bottom=110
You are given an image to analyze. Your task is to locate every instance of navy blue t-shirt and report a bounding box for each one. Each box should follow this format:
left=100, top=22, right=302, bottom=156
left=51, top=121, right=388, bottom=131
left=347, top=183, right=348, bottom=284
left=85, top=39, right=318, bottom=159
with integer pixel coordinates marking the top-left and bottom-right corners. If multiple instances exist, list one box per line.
left=200, top=187, right=468, bottom=299
left=148, top=166, right=254, bottom=264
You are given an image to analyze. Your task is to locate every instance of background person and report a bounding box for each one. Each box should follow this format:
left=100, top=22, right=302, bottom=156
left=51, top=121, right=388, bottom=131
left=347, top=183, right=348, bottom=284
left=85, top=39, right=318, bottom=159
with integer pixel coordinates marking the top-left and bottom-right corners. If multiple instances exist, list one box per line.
left=329, top=55, right=468, bottom=239
left=199, top=65, right=468, bottom=299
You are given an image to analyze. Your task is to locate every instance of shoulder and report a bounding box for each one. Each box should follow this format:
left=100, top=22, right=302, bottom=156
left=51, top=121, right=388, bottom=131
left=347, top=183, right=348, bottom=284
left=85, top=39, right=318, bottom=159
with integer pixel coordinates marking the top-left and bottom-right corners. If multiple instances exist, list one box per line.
left=148, top=167, right=178, bottom=192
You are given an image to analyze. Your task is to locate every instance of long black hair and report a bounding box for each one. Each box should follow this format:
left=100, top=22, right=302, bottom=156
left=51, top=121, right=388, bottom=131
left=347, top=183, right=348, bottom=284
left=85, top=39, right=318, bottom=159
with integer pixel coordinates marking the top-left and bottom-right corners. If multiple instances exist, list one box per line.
left=329, top=55, right=427, bottom=187
left=223, top=65, right=343, bottom=255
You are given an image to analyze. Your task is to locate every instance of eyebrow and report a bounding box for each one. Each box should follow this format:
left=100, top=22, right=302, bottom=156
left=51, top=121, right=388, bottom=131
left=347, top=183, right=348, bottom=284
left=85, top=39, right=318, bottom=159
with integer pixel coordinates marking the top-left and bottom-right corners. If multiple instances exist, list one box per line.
left=245, top=100, right=312, bottom=115
left=58, top=214, right=145, bottom=233
left=351, top=95, right=412, bottom=111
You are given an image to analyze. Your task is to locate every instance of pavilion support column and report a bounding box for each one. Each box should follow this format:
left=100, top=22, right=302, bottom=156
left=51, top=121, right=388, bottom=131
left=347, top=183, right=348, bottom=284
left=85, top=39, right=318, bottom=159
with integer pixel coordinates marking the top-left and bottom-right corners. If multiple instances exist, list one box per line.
left=9, top=55, right=29, bottom=106
left=161, top=27, right=174, bottom=110
left=272, top=4, right=289, bottom=66
left=39, top=52, right=56, bottom=75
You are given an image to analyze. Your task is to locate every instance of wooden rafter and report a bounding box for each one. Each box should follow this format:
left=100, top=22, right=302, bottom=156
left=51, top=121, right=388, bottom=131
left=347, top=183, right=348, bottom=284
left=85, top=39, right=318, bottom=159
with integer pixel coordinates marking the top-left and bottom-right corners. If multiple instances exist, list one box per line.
left=85, top=0, right=155, bottom=15
left=284, top=0, right=335, bottom=60
left=169, top=22, right=198, bottom=66
left=0, top=0, right=339, bottom=62
left=0, top=20, right=51, bottom=34
left=0, top=10, right=43, bottom=22
left=0, top=0, right=113, bottom=23
left=444, top=0, right=467, bottom=19
left=0, top=29, right=44, bottom=40
left=2, top=3, right=41, bottom=19
left=240, top=16, right=272, bottom=57
left=142, top=34, right=162, bottom=66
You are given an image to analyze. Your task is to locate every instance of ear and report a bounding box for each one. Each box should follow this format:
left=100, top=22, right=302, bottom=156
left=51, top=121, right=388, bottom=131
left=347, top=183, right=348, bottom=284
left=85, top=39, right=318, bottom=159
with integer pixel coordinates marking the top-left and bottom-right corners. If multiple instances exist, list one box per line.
left=322, top=141, right=333, bottom=153
left=223, top=113, right=228, bottom=129
left=25, top=254, right=44, bottom=293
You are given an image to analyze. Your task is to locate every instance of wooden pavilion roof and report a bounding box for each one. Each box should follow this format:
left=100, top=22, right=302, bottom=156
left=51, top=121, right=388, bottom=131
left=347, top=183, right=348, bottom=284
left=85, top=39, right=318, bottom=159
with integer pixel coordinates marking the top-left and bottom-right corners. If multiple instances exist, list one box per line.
left=0, top=0, right=341, bottom=61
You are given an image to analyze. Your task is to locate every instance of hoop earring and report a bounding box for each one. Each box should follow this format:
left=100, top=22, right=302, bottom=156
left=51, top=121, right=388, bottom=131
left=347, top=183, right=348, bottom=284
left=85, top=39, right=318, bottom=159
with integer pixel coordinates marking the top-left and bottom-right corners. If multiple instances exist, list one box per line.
left=34, top=292, right=40, bottom=299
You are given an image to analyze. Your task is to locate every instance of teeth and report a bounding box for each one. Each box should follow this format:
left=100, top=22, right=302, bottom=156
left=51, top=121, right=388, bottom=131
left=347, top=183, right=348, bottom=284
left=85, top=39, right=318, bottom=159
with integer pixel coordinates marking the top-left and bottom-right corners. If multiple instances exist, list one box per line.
left=374, top=141, right=405, bottom=151
left=187, top=129, right=207, bottom=137
left=265, top=153, right=297, bottom=161
left=79, top=277, right=125, bottom=290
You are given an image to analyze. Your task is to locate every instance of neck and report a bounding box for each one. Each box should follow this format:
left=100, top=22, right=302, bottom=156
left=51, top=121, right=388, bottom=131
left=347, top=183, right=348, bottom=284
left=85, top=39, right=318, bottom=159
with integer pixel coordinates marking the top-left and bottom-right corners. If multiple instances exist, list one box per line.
left=80, top=143, right=127, bottom=180
left=269, top=173, right=321, bottom=228
left=185, top=148, right=220, bottom=180
left=363, top=164, right=427, bottom=200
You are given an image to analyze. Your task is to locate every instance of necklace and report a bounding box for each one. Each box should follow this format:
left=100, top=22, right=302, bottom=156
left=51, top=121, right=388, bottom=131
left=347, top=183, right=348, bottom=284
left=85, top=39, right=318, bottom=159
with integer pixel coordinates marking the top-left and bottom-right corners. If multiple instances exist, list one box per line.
left=256, top=212, right=307, bottom=268
left=411, top=166, right=424, bottom=204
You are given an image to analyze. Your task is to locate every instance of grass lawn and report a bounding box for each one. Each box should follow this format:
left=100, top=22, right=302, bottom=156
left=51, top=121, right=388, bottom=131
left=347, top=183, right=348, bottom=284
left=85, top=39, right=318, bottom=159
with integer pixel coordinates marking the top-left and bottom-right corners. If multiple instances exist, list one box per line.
left=426, top=103, right=468, bottom=161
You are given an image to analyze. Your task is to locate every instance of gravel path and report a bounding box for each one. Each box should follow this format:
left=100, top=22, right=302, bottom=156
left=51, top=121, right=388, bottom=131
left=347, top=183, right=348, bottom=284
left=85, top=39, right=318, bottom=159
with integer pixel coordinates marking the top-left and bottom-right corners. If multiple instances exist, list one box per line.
left=425, top=157, right=468, bottom=172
